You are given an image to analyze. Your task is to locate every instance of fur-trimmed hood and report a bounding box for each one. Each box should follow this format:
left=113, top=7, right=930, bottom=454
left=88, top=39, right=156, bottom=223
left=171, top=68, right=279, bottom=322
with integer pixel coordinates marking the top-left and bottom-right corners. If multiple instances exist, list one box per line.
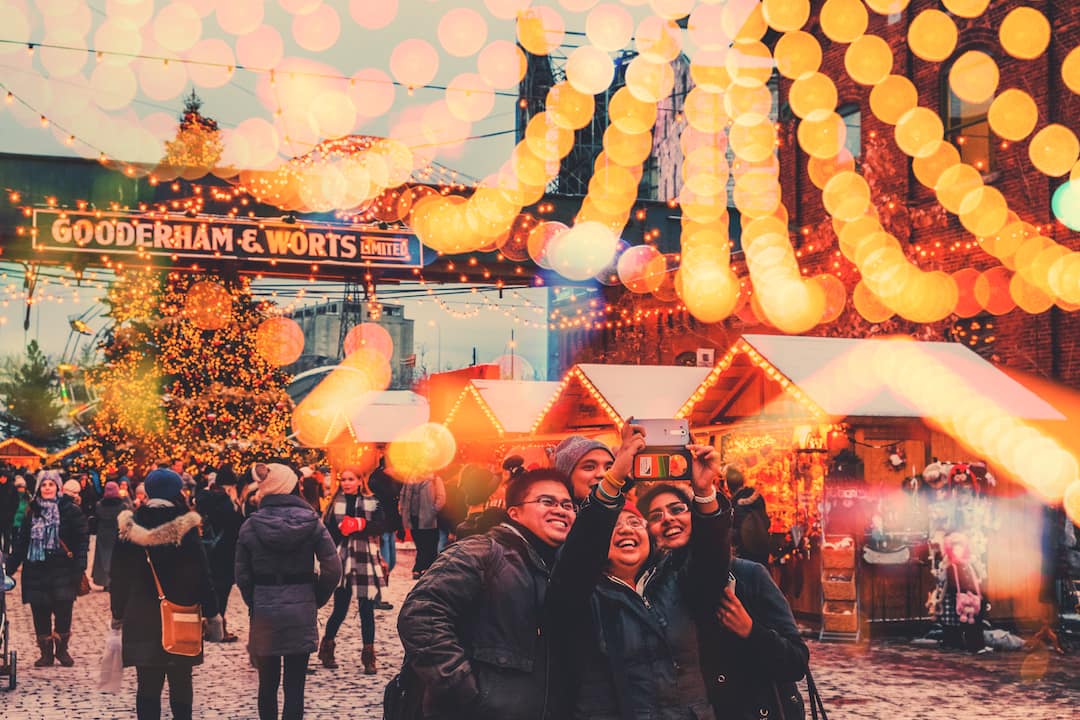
left=118, top=508, right=202, bottom=547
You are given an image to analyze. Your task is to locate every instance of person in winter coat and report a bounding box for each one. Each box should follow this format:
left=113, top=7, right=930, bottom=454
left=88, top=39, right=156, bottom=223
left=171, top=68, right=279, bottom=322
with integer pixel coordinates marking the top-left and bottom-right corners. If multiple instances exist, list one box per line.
left=546, top=431, right=731, bottom=720
left=553, top=435, right=616, bottom=503
left=194, top=463, right=244, bottom=643
left=368, top=461, right=403, bottom=590
left=5, top=469, right=89, bottom=667
left=637, top=483, right=808, bottom=720
left=318, top=465, right=386, bottom=672
left=9, top=476, right=29, bottom=551
left=92, top=481, right=132, bottom=589
left=109, top=469, right=224, bottom=720
left=399, top=473, right=446, bottom=578
left=235, top=462, right=342, bottom=720
left=397, top=466, right=579, bottom=720
left=726, top=467, right=772, bottom=567
left=0, top=471, right=18, bottom=554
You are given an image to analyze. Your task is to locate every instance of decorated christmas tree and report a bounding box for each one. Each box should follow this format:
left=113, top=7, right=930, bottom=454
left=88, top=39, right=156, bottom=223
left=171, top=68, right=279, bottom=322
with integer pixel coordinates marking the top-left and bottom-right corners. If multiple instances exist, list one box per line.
left=162, top=89, right=224, bottom=172
left=82, top=269, right=295, bottom=473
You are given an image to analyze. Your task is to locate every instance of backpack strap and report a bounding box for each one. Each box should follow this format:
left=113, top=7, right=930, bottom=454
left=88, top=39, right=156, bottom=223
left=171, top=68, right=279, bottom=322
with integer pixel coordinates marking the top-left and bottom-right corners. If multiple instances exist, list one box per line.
left=805, top=668, right=829, bottom=720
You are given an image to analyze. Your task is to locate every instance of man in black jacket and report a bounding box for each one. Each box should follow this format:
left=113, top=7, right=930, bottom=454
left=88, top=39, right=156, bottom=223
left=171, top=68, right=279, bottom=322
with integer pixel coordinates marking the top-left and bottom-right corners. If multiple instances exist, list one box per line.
left=397, top=468, right=577, bottom=720
left=368, top=458, right=402, bottom=610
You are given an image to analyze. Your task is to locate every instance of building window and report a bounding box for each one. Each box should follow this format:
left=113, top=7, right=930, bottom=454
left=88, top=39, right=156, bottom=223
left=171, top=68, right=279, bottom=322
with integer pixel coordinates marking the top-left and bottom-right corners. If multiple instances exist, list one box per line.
left=328, top=303, right=339, bottom=315
left=839, top=103, right=862, bottom=159
left=943, top=62, right=993, bottom=173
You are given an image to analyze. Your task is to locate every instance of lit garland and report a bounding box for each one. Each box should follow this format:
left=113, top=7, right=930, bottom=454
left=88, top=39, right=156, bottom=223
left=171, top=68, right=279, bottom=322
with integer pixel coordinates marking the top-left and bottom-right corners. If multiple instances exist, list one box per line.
left=444, top=382, right=507, bottom=437
left=530, top=365, right=625, bottom=435
left=80, top=270, right=295, bottom=472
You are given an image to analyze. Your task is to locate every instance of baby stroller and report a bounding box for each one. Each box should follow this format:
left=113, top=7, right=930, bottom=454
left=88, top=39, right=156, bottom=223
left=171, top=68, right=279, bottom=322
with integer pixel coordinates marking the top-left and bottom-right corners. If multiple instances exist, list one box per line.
left=1, top=550, right=16, bottom=690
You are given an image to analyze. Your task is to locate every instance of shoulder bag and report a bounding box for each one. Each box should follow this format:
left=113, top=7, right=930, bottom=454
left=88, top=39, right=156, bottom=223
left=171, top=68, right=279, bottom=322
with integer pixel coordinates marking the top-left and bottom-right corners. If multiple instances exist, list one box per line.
left=145, top=550, right=203, bottom=657
left=58, top=538, right=92, bottom=596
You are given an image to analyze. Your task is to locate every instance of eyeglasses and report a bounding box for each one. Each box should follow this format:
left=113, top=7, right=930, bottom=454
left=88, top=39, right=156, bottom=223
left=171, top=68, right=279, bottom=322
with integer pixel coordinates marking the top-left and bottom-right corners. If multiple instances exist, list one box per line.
left=646, top=502, right=690, bottom=525
left=517, top=495, right=577, bottom=513
left=615, top=516, right=647, bottom=531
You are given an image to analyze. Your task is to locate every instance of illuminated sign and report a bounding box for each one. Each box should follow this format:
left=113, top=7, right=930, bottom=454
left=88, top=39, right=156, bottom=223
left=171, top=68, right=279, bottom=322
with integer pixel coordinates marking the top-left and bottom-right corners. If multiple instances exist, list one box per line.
left=31, top=209, right=423, bottom=270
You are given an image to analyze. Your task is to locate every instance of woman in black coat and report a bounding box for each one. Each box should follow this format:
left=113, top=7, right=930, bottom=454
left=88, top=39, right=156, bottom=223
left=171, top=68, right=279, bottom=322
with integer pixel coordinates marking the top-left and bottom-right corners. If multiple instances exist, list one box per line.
left=194, top=463, right=244, bottom=642
left=110, top=469, right=223, bottom=720
left=5, top=470, right=89, bottom=667
left=235, top=463, right=342, bottom=720
left=92, top=481, right=132, bottom=590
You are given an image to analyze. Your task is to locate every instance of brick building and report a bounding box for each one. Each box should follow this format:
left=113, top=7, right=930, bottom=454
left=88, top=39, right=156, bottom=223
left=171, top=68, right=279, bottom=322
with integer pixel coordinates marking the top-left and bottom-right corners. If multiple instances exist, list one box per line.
left=553, top=1, right=1080, bottom=387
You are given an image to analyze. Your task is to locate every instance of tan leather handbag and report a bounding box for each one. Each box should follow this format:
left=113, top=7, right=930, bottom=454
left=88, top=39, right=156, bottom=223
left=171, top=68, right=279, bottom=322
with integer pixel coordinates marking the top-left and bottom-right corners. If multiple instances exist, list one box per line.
left=145, top=550, right=203, bottom=657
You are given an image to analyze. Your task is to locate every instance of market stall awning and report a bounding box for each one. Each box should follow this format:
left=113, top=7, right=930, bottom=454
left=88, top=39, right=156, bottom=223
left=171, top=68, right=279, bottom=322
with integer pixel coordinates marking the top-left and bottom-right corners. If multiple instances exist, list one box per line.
left=345, top=391, right=430, bottom=443
left=533, top=363, right=712, bottom=435
left=680, top=334, right=1065, bottom=425
left=445, top=379, right=561, bottom=438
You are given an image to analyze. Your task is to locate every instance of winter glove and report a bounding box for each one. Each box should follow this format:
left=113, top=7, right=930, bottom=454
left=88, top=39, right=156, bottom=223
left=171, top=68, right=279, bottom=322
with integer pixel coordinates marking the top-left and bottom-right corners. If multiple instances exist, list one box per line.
left=205, top=614, right=224, bottom=642
left=339, top=515, right=366, bottom=536
left=110, top=617, right=124, bottom=630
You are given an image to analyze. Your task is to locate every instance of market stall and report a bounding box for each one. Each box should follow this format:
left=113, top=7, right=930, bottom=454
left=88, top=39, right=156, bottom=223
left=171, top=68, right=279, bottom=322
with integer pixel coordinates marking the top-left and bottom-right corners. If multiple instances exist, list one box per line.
left=444, top=379, right=561, bottom=464
left=0, top=438, right=48, bottom=471
left=679, top=334, right=1065, bottom=637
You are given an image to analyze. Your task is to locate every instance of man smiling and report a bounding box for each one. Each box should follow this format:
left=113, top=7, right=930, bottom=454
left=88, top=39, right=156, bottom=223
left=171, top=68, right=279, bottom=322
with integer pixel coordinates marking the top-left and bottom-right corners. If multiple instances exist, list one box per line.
left=397, top=468, right=577, bottom=720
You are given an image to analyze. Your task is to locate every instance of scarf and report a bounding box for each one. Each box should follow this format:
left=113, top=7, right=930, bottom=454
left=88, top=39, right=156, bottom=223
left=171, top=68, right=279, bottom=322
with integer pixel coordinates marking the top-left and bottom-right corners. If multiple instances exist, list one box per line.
left=28, top=497, right=61, bottom=562
left=331, top=492, right=384, bottom=599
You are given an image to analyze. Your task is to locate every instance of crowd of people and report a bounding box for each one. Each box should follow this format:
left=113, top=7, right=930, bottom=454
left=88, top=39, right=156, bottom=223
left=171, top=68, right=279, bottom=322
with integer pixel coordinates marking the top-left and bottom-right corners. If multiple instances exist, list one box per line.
left=0, top=427, right=810, bottom=720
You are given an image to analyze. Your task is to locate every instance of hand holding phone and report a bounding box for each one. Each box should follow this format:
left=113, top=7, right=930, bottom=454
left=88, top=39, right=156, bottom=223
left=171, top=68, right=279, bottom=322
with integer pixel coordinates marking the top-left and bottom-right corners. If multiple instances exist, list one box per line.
left=610, top=420, right=647, bottom=486
left=630, top=419, right=693, bottom=481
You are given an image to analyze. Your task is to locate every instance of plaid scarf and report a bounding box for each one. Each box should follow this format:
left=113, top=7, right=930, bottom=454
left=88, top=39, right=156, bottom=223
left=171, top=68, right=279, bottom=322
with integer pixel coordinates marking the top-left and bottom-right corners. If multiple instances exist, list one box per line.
left=331, top=493, right=385, bottom=600
left=28, top=498, right=60, bottom=562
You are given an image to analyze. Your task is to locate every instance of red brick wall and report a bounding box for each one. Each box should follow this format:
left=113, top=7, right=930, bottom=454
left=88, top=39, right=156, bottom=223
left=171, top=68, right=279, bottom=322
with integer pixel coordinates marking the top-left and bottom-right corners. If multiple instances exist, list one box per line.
left=577, top=1, right=1080, bottom=385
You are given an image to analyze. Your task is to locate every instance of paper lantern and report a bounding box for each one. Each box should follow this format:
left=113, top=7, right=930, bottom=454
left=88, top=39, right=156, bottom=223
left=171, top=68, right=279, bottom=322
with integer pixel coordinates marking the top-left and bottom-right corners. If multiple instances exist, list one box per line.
left=844, top=35, right=893, bottom=86
left=869, top=75, right=918, bottom=125
left=154, top=2, right=202, bottom=53
left=823, top=171, right=871, bottom=222
left=390, top=39, right=439, bottom=89
left=1010, top=273, right=1054, bottom=315
left=974, top=266, right=1016, bottom=315
left=789, top=72, right=838, bottom=119
left=773, top=31, right=822, bottom=81
left=1052, top=180, right=1080, bottom=232
left=808, top=149, right=856, bottom=190
left=853, top=281, right=893, bottom=322
left=635, top=16, right=682, bottom=63
left=812, top=273, right=847, bottom=324
left=1064, top=47, right=1080, bottom=96
left=987, top=89, right=1038, bottom=142
left=586, top=4, right=633, bottom=52
left=349, top=0, right=398, bottom=29
left=797, top=112, right=846, bottom=160
left=494, top=354, right=535, bottom=381
left=547, top=221, right=619, bottom=281
left=908, top=10, right=957, bottom=63
left=566, top=45, right=615, bottom=96
left=91, top=64, right=137, bottom=112
left=1029, top=124, right=1080, bottom=178
left=912, top=141, right=960, bottom=188
left=138, top=57, right=188, bottom=102
left=517, top=5, right=565, bottom=56
left=683, top=87, right=727, bottom=133
left=942, top=0, right=989, bottom=19
left=691, top=50, right=733, bottom=94
left=343, top=323, right=394, bottom=360
left=729, top=116, right=776, bottom=163
left=722, top=0, right=767, bottom=43
left=761, top=0, right=809, bottom=33
left=438, top=7, right=486, bottom=57
left=256, top=317, right=305, bottom=367
left=604, top=125, right=653, bottom=166
left=527, top=221, right=568, bottom=269
left=724, top=83, right=773, bottom=124
left=999, top=6, right=1051, bottom=61
left=894, top=107, right=944, bottom=159
left=727, top=41, right=773, bottom=88
left=445, top=73, right=495, bottom=123
left=687, top=3, right=728, bottom=51
left=935, top=164, right=983, bottom=214
left=949, top=51, right=999, bottom=105
left=618, top=244, right=663, bottom=293
left=952, top=268, right=982, bottom=318
left=546, top=83, right=595, bottom=130
left=236, top=24, right=284, bottom=69
left=681, top=263, right=740, bottom=324
left=864, top=0, right=909, bottom=13
left=188, top=39, right=234, bottom=89
left=477, top=41, right=526, bottom=90
left=624, top=55, right=675, bottom=103
left=820, top=0, right=868, bottom=44
left=981, top=220, right=1031, bottom=266
left=183, top=280, right=233, bottom=331
left=958, top=186, right=1008, bottom=238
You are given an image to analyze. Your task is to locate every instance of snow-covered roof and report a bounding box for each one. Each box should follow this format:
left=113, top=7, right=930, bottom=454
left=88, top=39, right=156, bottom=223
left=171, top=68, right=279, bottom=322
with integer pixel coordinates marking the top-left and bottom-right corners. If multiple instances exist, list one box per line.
left=345, top=391, right=430, bottom=443
left=571, top=363, right=713, bottom=420
left=468, top=380, right=561, bottom=434
left=737, top=334, right=1064, bottom=420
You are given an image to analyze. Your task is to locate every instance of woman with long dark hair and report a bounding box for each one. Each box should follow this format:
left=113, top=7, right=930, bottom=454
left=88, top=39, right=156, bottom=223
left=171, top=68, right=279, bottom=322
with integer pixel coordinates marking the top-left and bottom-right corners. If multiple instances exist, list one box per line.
left=6, top=469, right=89, bottom=667
left=110, top=469, right=223, bottom=720
left=318, top=466, right=386, bottom=673
left=91, top=481, right=132, bottom=590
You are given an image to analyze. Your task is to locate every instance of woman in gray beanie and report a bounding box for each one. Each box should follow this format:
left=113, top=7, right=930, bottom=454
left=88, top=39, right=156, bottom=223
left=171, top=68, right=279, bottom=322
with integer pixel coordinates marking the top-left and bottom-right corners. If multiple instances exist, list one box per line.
left=553, top=435, right=616, bottom=502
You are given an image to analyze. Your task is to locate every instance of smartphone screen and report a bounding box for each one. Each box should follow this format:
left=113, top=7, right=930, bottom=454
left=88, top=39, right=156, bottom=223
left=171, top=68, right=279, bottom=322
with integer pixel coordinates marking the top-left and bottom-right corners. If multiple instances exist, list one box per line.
left=630, top=418, right=693, bottom=481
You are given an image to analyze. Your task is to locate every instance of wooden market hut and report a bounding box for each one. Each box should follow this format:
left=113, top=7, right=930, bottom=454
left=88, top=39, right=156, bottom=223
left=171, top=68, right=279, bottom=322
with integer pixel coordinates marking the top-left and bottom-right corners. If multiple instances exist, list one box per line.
left=0, top=438, right=48, bottom=471
left=444, top=379, right=561, bottom=443
left=531, top=363, right=713, bottom=439
left=678, top=334, right=1066, bottom=637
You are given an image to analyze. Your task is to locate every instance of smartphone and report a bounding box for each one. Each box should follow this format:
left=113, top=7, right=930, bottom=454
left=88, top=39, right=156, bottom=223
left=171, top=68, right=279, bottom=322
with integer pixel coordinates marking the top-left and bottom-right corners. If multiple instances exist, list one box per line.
left=630, top=418, right=693, bottom=482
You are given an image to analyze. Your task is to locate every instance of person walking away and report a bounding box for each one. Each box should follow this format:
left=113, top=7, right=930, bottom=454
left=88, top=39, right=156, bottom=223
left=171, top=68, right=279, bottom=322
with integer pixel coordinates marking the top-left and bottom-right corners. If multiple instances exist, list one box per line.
left=368, top=459, right=402, bottom=601
left=454, top=463, right=506, bottom=539
left=194, top=463, right=244, bottom=643
left=318, top=466, right=385, bottom=672
left=298, top=466, right=322, bottom=510
left=726, top=467, right=772, bottom=567
left=92, top=481, right=132, bottom=590
left=236, top=462, right=341, bottom=720
left=398, top=472, right=445, bottom=578
left=109, top=469, right=224, bottom=720
left=397, top=467, right=578, bottom=720
left=637, top=483, right=809, bottom=720
left=5, top=469, right=89, bottom=667
left=0, top=472, right=17, bottom=554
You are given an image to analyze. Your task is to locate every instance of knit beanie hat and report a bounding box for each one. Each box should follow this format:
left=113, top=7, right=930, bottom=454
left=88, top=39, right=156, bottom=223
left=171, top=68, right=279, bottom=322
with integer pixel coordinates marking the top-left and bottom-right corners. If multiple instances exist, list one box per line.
left=63, top=479, right=82, bottom=496
left=14, top=475, right=26, bottom=488
left=254, top=463, right=298, bottom=500
left=144, top=468, right=184, bottom=500
left=553, top=435, right=614, bottom=478
left=103, top=481, right=120, bottom=499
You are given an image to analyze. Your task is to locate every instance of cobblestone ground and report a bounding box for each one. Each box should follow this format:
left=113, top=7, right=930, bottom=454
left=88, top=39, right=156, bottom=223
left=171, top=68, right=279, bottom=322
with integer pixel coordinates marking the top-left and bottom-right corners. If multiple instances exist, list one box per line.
left=4, top=544, right=1080, bottom=719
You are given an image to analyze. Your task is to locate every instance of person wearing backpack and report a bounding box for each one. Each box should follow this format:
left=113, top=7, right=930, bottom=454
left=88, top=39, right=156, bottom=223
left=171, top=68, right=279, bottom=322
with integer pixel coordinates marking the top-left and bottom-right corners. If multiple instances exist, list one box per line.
left=194, top=463, right=244, bottom=643
left=726, top=467, right=772, bottom=567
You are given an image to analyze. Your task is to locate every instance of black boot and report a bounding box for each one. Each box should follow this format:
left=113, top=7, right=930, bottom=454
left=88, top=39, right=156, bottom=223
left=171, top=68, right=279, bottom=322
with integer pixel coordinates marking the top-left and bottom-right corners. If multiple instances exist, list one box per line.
left=135, top=694, right=161, bottom=720
left=55, top=632, right=74, bottom=667
left=317, top=635, right=338, bottom=669
left=34, top=634, right=55, bottom=667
